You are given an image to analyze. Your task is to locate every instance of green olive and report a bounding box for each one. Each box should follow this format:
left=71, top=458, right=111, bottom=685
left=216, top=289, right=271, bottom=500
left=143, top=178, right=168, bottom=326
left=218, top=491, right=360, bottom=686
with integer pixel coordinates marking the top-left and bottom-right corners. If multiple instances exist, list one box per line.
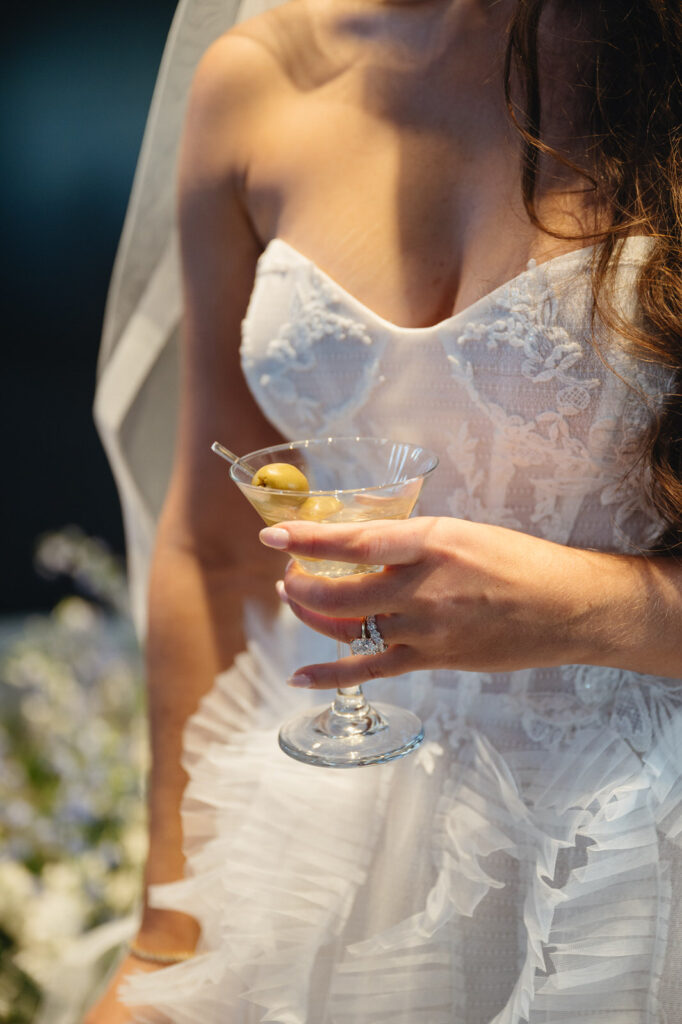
left=251, top=463, right=310, bottom=493
left=298, top=495, right=343, bottom=521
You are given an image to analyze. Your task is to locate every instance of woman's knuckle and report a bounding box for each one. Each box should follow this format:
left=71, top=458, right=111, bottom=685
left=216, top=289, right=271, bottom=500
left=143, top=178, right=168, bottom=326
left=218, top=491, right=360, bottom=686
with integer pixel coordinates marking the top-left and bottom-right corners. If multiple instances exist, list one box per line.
left=348, top=526, right=378, bottom=563
left=364, top=657, right=387, bottom=681
left=305, top=530, right=326, bottom=558
left=314, top=584, right=338, bottom=614
left=289, top=573, right=325, bottom=610
left=423, top=516, right=448, bottom=553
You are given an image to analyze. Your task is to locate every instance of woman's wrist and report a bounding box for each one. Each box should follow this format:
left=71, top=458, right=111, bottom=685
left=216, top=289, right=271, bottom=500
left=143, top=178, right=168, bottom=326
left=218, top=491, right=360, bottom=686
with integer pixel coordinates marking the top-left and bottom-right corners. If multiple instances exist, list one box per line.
left=566, top=548, right=680, bottom=677
left=559, top=548, right=633, bottom=667
left=136, top=905, right=200, bottom=954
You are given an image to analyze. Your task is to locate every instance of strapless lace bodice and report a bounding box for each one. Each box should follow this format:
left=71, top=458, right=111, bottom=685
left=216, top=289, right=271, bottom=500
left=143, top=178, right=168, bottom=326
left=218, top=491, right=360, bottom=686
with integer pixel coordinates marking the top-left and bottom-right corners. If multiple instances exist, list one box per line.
left=242, top=237, right=668, bottom=554
left=123, top=236, right=682, bottom=1024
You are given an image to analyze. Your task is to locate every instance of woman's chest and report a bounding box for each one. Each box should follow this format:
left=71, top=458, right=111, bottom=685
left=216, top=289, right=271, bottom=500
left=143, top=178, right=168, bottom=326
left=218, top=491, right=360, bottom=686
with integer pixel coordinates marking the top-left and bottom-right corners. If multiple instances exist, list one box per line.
left=243, top=87, right=589, bottom=331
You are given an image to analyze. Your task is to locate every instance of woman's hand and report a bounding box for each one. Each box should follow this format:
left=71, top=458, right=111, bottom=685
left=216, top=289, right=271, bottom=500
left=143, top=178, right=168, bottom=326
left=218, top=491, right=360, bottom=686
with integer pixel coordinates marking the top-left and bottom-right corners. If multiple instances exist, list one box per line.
left=260, top=516, right=651, bottom=688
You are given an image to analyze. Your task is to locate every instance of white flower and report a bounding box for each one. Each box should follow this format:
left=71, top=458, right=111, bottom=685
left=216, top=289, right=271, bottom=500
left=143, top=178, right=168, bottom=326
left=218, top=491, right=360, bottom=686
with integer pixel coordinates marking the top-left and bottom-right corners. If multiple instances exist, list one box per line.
left=0, top=861, right=37, bottom=940
left=104, top=869, right=141, bottom=913
left=120, top=821, right=148, bottom=865
left=54, top=596, right=99, bottom=633
left=0, top=532, right=145, bottom=1012
left=20, top=864, right=89, bottom=951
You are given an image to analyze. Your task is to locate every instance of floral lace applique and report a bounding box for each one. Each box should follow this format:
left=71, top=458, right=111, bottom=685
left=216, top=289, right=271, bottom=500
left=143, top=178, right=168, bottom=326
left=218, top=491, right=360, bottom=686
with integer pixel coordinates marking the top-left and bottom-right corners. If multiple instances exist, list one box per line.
left=519, top=666, right=682, bottom=758
left=519, top=667, right=627, bottom=752
left=446, top=423, right=524, bottom=528
left=595, top=366, right=670, bottom=547
left=572, top=663, right=624, bottom=707
left=242, top=263, right=385, bottom=435
left=610, top=679, right=654, bottom=753
left=442, top=366, right=606, bottom=538
left=455, top=262, right=601, bottom=388
left=520, top=692, right=605, bottom=752
left=441, top=260, right=667, bottom=544
left=423, top=673, right=485, bottom=750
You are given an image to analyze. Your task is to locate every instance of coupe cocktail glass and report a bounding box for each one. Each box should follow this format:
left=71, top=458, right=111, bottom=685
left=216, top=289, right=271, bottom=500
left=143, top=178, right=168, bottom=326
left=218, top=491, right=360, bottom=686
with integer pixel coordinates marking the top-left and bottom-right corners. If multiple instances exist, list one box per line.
left=228, top=436, right=438, bottom=768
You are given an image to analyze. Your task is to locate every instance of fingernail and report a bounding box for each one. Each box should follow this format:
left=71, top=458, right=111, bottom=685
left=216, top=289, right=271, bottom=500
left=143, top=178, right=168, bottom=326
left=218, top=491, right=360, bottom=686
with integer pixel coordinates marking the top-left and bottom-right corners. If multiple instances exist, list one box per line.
left=287, top=673, right=313, bottom=688
left=275, top=579, right=290, bottom=604
left=259, top=526, right=290, bottom=549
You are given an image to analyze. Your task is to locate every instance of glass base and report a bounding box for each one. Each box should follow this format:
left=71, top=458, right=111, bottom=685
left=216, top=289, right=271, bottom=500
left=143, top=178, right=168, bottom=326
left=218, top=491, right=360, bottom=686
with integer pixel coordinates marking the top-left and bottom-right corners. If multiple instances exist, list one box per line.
left=278, top=702, right=424, bottom=768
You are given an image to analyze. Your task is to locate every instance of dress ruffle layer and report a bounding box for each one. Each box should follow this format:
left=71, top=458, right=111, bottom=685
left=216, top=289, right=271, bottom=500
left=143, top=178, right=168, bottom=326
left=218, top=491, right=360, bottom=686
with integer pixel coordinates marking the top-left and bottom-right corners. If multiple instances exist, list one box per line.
left=121, top=610, right=682, bottom=1023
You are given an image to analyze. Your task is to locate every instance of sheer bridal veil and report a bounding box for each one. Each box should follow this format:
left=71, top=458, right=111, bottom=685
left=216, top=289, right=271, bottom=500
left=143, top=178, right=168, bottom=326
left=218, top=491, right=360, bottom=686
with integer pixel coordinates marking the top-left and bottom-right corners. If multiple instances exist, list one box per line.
left=94, top=0, right=281, bottom=636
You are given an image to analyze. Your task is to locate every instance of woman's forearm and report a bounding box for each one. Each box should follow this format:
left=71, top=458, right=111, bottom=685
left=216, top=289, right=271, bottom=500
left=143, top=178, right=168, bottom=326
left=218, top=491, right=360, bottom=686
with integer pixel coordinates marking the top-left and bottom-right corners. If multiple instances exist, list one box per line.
left=137, top=526, right=282, bottom=951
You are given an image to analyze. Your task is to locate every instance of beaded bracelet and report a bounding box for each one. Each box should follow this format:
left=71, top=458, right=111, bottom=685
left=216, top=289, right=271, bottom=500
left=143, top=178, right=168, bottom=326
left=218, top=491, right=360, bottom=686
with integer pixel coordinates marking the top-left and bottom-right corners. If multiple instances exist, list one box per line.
left=128, top=941, right=196, bottom=965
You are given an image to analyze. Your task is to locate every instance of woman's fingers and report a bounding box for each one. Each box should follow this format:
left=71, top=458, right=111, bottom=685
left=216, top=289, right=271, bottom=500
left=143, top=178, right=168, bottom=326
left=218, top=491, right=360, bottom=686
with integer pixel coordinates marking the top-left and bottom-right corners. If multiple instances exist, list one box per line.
left=287, top=644, right=414, bottom=690
left=262, top=516, right=444, bottom=684
left=259, top=518, right=433, bottom=567
left=281, top=562, right=397, bottom=617
left=278, top=581, right=403, bottom=646
left=278, top=581, right=363, bottom=643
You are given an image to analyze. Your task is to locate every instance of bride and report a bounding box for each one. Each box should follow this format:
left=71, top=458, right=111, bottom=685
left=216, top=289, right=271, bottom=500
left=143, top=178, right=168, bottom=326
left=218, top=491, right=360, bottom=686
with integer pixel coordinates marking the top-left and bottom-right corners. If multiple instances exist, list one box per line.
left=89, top=0, right=682, bottom=1020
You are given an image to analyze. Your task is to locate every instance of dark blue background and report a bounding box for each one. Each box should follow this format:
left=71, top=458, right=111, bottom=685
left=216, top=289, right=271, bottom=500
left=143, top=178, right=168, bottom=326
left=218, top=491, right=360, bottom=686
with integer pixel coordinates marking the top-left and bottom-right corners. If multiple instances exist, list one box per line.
left=3, top=1, right=177, bottom=611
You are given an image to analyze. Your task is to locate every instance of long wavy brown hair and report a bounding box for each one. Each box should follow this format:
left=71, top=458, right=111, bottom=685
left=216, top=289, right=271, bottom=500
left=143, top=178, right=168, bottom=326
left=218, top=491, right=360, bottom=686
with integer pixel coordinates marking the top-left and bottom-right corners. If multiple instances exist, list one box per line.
left=504, top=0, right=682, bottom=549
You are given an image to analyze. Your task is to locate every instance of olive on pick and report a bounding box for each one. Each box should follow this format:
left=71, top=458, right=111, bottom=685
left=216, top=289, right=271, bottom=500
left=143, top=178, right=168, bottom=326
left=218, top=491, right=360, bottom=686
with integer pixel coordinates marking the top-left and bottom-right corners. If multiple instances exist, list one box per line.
left=251, top=463, right=310, bottom=492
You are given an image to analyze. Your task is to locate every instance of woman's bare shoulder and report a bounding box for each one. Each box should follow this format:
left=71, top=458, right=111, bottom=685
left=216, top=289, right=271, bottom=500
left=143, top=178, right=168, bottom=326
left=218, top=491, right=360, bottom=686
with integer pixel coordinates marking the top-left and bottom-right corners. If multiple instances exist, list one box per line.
left=198, top=0, right=340, bottom=96
left=182, top=5, right=312, bottom=178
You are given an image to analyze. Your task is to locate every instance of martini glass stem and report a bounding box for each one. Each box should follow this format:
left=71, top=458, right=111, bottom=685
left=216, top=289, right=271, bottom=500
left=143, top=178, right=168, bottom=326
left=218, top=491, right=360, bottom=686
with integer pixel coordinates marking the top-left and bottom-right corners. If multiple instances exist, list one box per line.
left=331, top=684, right=368, bottom=718
left=311, top=643, right=386, bottom=737
left=333, top=642, right=367, bottom=719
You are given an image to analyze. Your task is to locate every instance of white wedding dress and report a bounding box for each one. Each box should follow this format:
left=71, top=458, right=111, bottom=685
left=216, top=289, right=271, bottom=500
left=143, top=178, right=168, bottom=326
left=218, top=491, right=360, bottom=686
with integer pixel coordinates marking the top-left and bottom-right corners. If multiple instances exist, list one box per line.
left=116, top=236, right=682, bottom=1023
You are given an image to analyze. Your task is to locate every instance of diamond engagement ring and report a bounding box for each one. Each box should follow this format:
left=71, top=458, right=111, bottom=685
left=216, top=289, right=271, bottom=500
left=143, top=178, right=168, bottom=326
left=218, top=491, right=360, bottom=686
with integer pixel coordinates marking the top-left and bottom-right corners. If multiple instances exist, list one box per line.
left=350, top=616, right=387, bottom=656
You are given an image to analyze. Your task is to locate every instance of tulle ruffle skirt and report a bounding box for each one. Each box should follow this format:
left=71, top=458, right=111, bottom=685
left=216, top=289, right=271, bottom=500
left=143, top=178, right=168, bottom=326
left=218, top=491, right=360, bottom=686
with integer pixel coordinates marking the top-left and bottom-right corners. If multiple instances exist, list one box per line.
left=121, top=607, right=682, bottom=1023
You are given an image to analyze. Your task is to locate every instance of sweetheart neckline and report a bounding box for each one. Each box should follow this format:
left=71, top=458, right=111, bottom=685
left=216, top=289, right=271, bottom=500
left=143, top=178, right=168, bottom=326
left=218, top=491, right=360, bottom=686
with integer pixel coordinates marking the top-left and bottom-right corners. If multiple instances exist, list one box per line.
left=256, top=236, right=649, bottom=335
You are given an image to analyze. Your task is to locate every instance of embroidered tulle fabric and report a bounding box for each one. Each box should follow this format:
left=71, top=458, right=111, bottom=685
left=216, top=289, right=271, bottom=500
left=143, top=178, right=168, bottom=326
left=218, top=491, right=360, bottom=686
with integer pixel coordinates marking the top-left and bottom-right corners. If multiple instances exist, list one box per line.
left=117, top=237, right=682, bottom=1023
